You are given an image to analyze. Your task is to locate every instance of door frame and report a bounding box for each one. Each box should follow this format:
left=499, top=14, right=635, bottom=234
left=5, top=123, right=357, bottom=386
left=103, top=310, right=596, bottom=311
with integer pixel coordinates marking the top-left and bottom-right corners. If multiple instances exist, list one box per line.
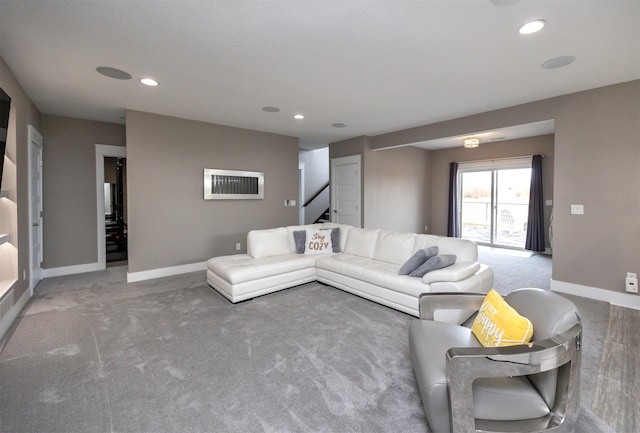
left=28, top=125, right=44, bottom=295
left=298, top=162, right=305, bottom=225
left=95, top=144, right=126, bottom=269
left=330, top=155, right=362, bottom=227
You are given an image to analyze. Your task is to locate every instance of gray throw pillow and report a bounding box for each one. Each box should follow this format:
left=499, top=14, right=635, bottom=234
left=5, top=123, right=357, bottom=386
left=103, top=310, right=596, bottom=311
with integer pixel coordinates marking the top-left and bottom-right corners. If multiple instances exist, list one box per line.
left=293, top=230, right=306, bottom=254
left=294, top=228, right=341, bottom=253
left=398, top=246, right=439, bottom=275
left=409, top=254, right=456, bottom=278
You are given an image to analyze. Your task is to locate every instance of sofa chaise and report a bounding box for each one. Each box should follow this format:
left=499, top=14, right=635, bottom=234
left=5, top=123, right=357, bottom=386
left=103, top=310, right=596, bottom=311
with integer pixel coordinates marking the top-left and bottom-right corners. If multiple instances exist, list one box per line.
left=206, top=223, right=494, bottom=323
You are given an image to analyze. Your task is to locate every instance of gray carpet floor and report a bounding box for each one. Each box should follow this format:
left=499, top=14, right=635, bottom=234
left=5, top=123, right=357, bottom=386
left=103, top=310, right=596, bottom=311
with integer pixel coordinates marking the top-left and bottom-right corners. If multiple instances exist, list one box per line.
left=0, top=250, right=631, bottom=433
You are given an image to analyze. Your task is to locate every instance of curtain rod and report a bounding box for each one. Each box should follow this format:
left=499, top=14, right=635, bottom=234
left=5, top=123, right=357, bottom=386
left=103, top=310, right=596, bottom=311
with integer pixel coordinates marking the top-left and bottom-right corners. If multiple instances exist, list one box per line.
left=458, top=154, right=545, bottom=164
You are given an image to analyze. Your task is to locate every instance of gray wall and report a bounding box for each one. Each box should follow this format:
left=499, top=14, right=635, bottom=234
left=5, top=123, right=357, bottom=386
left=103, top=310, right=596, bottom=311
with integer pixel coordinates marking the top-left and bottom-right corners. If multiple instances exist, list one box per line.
left=365, top=145, right=431, bottom=233
left=430, top=135, right=554, bottom=249
left=370, top=80, right=640, bottom=295
left=40, top=115, right=126, bottom=268
left=0, top=57, right=41, bottom=303
left=329, top=136, right=432, bottom=234
left=125, top=110, right=299, bottom=273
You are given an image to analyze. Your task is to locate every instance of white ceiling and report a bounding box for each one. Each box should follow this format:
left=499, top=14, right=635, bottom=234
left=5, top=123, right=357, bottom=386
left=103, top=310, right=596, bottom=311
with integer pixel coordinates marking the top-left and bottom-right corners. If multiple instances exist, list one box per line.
left=0, top=1, right=638, bottom=150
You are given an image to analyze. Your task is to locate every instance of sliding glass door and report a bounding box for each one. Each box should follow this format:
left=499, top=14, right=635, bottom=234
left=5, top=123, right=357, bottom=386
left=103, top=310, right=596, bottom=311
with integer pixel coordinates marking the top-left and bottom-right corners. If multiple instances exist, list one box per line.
left=459, top=162, right=531, bottom=249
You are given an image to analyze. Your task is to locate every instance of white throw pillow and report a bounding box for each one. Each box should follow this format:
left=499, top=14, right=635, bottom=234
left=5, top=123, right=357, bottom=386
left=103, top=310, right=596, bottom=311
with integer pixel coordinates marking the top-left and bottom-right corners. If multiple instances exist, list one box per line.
left=304, top=228, right=333, bottom=254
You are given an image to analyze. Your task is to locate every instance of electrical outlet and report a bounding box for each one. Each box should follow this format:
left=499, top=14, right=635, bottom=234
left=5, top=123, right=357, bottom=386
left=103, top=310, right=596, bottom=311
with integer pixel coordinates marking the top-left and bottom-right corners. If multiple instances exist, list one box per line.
left=235, top=243, right=241, bottom=251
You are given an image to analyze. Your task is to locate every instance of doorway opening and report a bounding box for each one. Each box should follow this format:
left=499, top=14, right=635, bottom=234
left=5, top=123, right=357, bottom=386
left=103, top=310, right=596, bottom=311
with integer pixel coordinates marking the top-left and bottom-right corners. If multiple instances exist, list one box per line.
left=95, top=144, right=126, bottom=270
left=104, top=157, right=127, bottom=265
left=459, top=159, right=531, bottom=249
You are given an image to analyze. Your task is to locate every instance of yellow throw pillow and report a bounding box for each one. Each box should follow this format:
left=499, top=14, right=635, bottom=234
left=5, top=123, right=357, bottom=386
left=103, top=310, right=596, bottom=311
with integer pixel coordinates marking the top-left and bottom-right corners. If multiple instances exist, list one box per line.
left=471, top=289, right=533, bottom=347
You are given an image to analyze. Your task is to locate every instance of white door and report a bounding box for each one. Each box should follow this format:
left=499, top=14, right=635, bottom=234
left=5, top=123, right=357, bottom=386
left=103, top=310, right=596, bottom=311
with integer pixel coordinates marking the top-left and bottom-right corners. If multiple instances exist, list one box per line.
left=298, top=162, right=305, bottom=225
left=28, top=125, right=44, bottom=293
left=330, top=155, right=361, bottom=227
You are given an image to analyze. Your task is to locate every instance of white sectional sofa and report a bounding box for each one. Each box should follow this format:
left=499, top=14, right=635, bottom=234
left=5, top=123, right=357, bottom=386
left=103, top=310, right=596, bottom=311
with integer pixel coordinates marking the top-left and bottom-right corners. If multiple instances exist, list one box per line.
left=206, top=223, right=494, bottom=323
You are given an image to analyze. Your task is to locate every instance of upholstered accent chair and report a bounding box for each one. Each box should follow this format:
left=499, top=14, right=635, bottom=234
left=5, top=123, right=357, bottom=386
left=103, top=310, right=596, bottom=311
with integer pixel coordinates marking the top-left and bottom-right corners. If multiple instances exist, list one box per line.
left=409, top=288, right=582, bottom=433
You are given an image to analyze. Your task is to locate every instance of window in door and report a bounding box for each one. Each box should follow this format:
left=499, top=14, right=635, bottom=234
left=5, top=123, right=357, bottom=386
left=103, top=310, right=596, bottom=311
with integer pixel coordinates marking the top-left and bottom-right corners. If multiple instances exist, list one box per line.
left=459, top=160, right=531, bottom=249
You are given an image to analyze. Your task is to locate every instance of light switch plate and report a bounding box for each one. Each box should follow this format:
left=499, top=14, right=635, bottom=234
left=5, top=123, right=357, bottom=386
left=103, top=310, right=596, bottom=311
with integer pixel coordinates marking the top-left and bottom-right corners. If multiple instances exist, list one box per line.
left=570, top=204, right=584, bottom=215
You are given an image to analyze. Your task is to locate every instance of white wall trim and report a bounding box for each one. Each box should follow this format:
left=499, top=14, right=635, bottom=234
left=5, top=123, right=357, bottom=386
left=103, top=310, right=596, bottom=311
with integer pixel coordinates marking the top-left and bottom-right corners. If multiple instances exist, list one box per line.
left=43, top=262, right=103, bottom=278
left=0, top=286, right=30, bottom=341
left=127, top=261, right=207, bottom=283
left=551, top=279, right=640, bottom=311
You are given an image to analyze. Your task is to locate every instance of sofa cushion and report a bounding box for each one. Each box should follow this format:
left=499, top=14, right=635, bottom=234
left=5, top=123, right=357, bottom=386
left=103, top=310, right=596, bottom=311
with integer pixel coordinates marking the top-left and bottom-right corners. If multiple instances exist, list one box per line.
left=413, top=234, right=439, bottom=251
left=343, top=228, right=380, bottom=259
left=319, top=223, right=351, bottom=251
left=421, top=261, right=481, bottom=284
left=315, top=254, right=428, bottom=298
left=399, top=246, right=438, bottom=275
left=373, top=230, right=416, bottom=265
left=409, top=254, right=457, bottom=278
left=434, top=237, right=478, bottom=262
left=207, top=253, right=317, bottom=284
left=247, top=227, right=294, bottom=258
left=471, top=289, right=533, bottom=347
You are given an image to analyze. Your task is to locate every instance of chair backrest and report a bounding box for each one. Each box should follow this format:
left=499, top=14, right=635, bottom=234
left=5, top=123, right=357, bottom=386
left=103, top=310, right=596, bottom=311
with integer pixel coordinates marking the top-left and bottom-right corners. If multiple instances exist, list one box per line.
left=505, top=288, right=581, bottom=409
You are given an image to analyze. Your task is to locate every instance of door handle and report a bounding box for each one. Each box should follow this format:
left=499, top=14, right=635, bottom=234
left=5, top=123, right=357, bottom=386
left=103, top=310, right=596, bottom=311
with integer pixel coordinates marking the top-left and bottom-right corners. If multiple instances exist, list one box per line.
left=32, top=222, right=39, bottom=227
left=333, top=210, right=338, bottom=213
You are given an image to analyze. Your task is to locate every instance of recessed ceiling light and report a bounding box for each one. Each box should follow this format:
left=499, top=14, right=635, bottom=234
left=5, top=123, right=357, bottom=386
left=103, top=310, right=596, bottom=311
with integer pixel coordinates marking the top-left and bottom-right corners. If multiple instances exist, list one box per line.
left=519, top=19, right=546, bottom=35
left=542, top=55, right=576, bottom=69
left=96, top=66, right=132, bottom=80
left=262, top=106, right=280, bottom=113
left=140, top=78, right=159, bottom=86
left=294, top=114, right=304, bottom=120
left=332, top=123, right=347, bottom=128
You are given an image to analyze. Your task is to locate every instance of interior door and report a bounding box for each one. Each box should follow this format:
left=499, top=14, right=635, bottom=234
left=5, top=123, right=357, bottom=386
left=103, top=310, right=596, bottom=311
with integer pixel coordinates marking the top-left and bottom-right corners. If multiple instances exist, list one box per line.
left=28, top=125, right=43, bottom=292
left=330, top=155, right=361, bottom=227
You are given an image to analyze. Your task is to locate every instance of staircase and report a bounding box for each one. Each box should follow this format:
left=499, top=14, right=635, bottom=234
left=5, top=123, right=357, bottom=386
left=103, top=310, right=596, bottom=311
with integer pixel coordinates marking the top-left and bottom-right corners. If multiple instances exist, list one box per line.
left=315, top=208, right=331, bottom=223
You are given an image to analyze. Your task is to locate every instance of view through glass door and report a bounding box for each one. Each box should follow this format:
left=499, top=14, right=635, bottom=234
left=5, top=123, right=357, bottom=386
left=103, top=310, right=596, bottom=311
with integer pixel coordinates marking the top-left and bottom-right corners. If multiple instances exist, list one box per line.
left=460, top=164, right=531, bottom=249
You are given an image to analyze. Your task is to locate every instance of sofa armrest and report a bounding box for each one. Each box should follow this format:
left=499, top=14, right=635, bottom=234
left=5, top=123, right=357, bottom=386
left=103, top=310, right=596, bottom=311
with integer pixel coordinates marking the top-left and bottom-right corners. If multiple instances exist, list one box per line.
left=421, top=261, right=480, bottom=285
left=446, top=324, right=582, bottom=433
left=418, top=292, right=487, bottom=320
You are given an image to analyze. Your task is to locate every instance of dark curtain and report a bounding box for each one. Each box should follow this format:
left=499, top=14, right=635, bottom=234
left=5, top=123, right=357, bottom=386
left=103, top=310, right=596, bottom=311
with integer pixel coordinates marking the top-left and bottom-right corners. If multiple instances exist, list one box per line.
left=525, top=155, right=545, bottom=251
left=447, top=162, right=460, bottom=237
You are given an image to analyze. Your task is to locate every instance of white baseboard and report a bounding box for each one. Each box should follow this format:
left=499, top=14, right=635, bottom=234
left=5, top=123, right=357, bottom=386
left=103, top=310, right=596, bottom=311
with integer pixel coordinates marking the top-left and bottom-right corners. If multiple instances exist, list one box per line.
left=551, top=279, right=640, bottom=311
left=0, top=287, right=31, bottom=341
left=43, top=262, right=103, bottom=278
left=127, top=261, right=207, bottom=283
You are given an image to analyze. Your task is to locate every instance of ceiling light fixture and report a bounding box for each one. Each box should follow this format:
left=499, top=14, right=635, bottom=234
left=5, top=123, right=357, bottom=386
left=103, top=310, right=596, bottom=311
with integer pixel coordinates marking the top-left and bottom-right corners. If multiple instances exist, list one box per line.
left=464, top=138, right=480, bottom=148
left=140, top=78, right=159, bottom=86
left=262, top=106, right=280, bottom=113
left=332, top=123, right=347, bottom=128
left=519, top=19, right=546, bottom=35
left=294, top=114, right=304, bottom=120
